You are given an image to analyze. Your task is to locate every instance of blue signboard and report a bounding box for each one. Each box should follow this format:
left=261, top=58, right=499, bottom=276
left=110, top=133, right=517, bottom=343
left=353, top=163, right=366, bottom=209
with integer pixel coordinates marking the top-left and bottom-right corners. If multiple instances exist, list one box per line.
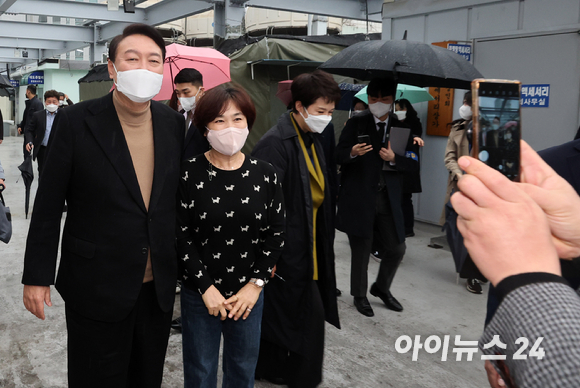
left=521, top=84, right=549, bottom=108
left=9, top=79, right=19, bottom=88
left=22, top=70, right=44, bottom=85
left=447, top=44, right=471, bottom=61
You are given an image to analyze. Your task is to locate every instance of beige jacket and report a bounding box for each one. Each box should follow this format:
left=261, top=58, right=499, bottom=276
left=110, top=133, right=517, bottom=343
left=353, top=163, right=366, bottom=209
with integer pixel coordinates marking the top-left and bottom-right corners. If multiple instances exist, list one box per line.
left=440, top=121, right=470, bottom=225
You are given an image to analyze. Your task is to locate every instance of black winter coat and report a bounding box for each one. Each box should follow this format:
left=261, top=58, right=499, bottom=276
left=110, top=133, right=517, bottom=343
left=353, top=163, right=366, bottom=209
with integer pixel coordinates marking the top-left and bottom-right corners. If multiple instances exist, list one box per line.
left=252, top=112, right=340, bottom=355
left=336, top=112, right=418, bottom=242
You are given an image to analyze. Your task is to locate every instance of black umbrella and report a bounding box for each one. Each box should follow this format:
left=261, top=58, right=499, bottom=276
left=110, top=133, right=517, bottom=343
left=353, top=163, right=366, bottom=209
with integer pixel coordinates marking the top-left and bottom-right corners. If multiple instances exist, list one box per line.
left=18, top=153, right=34, bottom=219
left=319, top=39, right=483, bottom=89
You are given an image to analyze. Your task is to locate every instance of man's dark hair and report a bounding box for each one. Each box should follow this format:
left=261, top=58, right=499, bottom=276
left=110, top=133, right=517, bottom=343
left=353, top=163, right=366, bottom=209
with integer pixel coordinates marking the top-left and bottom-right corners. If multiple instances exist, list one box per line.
left=174, top=68, right=203, bottom=87
left=367, top=77, right=397, bottom=99
left=58, top=92, right=65, bottom=98
left=108, top=23, right=166, bottom=64
left=44, top=90, right=60, bottom=101
left=291, top=70, right=341, bottom=112
left=194, top=83, right=256, bottom=135
left=26, top=85, right=37, bottom=95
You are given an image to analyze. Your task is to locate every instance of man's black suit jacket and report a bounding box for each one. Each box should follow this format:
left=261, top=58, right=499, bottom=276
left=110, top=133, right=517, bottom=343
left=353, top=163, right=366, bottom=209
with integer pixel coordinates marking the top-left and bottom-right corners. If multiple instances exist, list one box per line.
left=335, top=112, right=418, bottom=242
left=24, top=109, right=50, bottom=160
left=22, top=92, right=185, bottom=322
left=19, top=96, right=44, bottom=130
left=183, top=122, right=209, bottom=160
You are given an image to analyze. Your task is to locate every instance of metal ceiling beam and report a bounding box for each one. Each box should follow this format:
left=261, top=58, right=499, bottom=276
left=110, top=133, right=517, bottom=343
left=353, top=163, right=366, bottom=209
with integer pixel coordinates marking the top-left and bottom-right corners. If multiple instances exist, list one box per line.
left=0, top=20, right=93, bottom=42
left=3, top=0, right=146, bottom=23
left=99, top=0, right=216, bottom=42
left=240, top=0, right=383, bottom=21
left=0, top=37, right=67, bottom=50
left=0, top=47, right=40, bottom=60
left=0, top=0, right=19, bottom=15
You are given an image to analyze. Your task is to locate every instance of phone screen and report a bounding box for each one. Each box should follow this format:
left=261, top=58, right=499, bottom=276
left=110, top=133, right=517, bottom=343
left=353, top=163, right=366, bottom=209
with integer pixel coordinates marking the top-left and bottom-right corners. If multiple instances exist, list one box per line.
left=474, top=81, right=521, bottom=181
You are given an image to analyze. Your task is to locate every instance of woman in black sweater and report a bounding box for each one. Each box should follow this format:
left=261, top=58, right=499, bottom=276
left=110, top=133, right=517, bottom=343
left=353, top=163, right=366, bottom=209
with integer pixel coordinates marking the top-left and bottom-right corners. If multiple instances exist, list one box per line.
left=176, top=84, right=285, bottom=388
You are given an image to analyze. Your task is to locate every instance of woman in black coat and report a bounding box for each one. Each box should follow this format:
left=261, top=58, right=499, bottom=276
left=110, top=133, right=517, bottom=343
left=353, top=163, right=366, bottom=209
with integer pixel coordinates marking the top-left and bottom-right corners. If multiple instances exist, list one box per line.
left=251, top=70, right=341, bottom=388
left=394, top=98, right=424, bottom=236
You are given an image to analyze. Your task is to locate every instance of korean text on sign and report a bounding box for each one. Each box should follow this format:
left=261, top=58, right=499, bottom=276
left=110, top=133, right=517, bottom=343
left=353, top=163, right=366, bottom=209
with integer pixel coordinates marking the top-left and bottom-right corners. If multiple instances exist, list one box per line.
left=521, top=84, right=550, bottom=108
left=395, top=335, right=545, bottom=361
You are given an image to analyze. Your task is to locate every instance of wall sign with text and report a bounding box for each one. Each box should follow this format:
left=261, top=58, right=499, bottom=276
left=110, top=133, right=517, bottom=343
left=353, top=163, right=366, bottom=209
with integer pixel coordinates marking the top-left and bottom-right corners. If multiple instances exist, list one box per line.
left=521, top=84, right=549, bottom=108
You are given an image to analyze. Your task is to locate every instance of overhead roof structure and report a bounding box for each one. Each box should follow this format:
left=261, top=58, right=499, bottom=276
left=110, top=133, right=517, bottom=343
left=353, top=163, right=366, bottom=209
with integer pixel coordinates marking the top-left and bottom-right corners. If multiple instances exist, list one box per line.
left=0, top=0, right=384, bottom=71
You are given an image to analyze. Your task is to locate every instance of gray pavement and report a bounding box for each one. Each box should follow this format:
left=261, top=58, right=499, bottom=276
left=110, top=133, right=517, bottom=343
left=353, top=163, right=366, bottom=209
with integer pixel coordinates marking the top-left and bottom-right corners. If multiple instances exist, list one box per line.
left=0, top=135, right=490, bottom=387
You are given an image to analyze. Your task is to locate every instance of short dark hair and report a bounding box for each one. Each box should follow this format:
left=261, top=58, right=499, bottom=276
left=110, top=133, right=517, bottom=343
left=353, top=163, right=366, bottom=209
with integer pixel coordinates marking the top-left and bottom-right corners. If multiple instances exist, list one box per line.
left=367, top=77, right=397, bottom=99
left=174, top=68, right=203, bottom=87
left=44, top=89, right=60, bottom=101
left=58, top=92, right=65, bottom=98
left=395, top=98, right=418, bottom=120
left=463, top=91, right=473, bottom=107
left=108, top=23, right=166, bottom=64
left=291, top=70, right=341, bottom=112
left=194, top=83, right=256, bottom=136
left=26, top=85, right=37, bottom=95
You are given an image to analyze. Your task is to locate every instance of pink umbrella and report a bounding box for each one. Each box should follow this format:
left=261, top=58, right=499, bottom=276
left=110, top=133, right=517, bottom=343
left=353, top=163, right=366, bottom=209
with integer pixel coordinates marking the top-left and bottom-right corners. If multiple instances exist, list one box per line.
left=276, top=80, right=293, bottom=107
left=154, top=43, right=231, bottom=101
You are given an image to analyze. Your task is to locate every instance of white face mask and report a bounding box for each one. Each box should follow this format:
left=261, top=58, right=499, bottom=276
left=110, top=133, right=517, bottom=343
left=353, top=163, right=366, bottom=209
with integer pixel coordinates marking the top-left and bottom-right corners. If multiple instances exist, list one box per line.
left=178, top=89, right=201, bottom=112
left=300, top=108, right=331, bottom=134
left=113, top=63, right=163, bottom=103
left=206, top=127, right=249, bottom=156
left=459, top=105, right=472, bottom=121
left=46, top=104, right=58, bottom=113
left=395, top=110, right=406, bottom=121
left=368, top=101, right=392, bottom=119
left=59, top=100, right=65, bottom=106
left=492, top=123, right=500, bottom=130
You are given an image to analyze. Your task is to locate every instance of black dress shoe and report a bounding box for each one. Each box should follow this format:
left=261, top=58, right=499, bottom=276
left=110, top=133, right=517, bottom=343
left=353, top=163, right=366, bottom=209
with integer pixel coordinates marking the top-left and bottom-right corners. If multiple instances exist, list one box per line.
left=370, top=283, right=403, bottom=312
left=353, top=297, right=374, bottom=317
left=171, top=316, right=182, bottom=332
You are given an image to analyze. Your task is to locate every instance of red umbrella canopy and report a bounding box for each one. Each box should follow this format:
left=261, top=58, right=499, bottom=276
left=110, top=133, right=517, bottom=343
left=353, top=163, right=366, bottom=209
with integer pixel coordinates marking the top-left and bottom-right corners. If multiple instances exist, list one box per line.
left=154, top=43, right=231, bottom=101
left=276, top=80, right=293, bottom=107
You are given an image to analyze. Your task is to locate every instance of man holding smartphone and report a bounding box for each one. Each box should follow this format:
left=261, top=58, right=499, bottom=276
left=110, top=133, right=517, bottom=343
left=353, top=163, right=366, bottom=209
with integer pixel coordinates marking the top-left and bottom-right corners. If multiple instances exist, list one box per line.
left=336, top=77, right=418, bottom=317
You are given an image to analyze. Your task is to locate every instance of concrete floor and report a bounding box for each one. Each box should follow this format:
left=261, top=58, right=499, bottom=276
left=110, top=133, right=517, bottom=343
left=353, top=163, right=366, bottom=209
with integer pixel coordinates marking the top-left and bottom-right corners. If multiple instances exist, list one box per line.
left=0, top=135, right=490, bottom=387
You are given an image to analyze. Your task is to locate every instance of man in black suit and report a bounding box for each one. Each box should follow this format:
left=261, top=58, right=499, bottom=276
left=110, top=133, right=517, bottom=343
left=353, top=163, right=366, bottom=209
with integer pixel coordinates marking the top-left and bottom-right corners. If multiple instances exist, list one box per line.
left=24, top=89, right=60, bottom=177
left=22, top=24, right=185, bottom=388
left=18, top=84, right=44, bottom=158
left=336, top=77, right=418, bottom=317
left=174, top=67, right=209, bottom=160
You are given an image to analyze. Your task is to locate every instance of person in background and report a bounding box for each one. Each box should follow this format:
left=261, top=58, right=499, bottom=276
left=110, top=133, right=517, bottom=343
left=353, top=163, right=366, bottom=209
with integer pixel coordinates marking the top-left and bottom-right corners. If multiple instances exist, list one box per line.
left=252, top=70, right=341, bottom=387
left=441, top=91, right=487, bottom=294
left=394, top=98, right=424, bottom=238
left=22, top=23, right=185, bottom=387
left=24, top=89, right=60, bottom=177
left=336, top=77, right=418, bottom=318
left=351, top=97, right=368, bottom=118
left=177, top=83, right=285, bottom=388
left=173, top=68, right=209, bottom=160
left=18, top=85, right=44, bottom=159
left=58, top=92, right=74, bottom=107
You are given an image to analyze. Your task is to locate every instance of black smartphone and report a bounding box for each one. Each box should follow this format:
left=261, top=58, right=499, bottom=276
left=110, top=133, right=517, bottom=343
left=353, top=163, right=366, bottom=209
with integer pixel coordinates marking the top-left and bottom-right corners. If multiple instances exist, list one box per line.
left=357, top=134, right=371, bottom=145
left=472, top=79, right=521, bottom=181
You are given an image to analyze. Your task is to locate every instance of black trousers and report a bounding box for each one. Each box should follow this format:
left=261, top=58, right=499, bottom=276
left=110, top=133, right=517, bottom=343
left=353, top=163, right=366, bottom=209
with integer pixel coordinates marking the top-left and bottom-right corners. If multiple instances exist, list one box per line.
left=65, top=282, right=173, bottom=388
left=349, top=190, right=406, bottom=297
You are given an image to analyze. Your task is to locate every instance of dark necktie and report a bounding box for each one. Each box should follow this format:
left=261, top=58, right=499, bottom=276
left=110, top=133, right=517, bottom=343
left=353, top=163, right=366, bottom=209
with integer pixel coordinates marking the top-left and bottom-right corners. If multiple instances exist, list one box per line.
left=377, top=122, right=386, bottom=146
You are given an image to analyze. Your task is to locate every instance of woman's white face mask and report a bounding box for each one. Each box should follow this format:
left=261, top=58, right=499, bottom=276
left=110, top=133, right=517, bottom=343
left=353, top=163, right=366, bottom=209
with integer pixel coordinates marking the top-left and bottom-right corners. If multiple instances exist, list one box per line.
left=300, top=108, right=332, bottom=134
